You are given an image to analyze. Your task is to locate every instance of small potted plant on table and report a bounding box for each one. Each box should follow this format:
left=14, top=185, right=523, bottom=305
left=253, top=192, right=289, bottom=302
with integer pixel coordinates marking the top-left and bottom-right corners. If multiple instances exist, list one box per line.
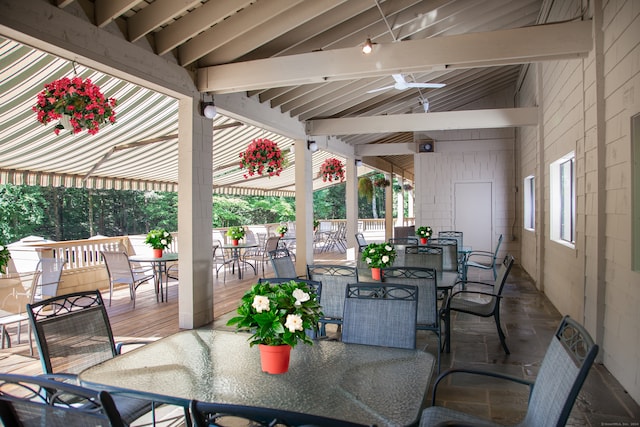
left=227, top=226, right=246, bottom=246
left=227, top=280, right=323, bottom=374
left=361, top=243, right=397, bottom=281
left=416, top=226, right=433, bottom=245
left=145, top=229, right=173, bottom=258
left=276, top=225, right=288, bottom=237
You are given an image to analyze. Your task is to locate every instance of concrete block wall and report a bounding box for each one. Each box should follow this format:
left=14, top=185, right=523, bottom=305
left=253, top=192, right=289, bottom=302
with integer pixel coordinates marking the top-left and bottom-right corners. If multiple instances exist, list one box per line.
left=516, top=0, right=640, bottom=404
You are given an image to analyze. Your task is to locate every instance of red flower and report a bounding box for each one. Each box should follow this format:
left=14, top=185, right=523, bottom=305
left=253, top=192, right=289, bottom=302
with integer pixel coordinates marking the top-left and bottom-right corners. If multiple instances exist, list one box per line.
left=239, top=138, right=286, bottom=178
left=319, top=158, right=345, bottom=182
left=32, top=77, right=117, bottom=136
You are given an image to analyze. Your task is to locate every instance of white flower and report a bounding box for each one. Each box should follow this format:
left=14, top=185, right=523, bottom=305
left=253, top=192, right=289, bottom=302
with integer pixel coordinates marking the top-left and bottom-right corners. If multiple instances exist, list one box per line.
left=252, top=295, right=270, bottom=313
left=365, top=257, right=372, bottom=264
left=0, top=245, right=4, bottom=251
left=163, top=231, right=169, bottom=237
left=369, top=248, right=376, bottom=254
left=292, top=288, right=310, bottom=306
left=284, top=314, right=303, bottom=332
left=160, top=239, right=167, bottom=246
left=382, top=255, right=389, bottom=264
left=384, top=245, right=393, bottom=252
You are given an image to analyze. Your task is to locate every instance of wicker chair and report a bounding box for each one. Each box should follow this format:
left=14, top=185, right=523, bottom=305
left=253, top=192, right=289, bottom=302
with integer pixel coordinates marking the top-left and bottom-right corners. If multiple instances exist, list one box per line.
left=420, top=316, right=599, bottom=427
left=0, top=373, right=125, bottom=427
left=342, top=283, right=418, bottom=350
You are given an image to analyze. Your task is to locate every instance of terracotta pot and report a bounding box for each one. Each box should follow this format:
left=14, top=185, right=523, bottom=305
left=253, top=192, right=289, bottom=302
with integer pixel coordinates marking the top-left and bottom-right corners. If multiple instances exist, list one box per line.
left=153, top=248, right=163, bottom=258
left=259, top=344, right=291, bottom=374
left=280, top=233, right=285, bottom=237
left=371, top=267, right=382, bottom=281
left=232, top=239, right=239, bottom=246
left=420, top=237, right=428, bottom=245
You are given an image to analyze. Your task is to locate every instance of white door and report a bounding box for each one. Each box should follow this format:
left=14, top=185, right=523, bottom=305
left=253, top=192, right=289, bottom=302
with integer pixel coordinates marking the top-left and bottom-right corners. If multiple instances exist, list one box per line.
left=454, top=182, right=493, bottom=252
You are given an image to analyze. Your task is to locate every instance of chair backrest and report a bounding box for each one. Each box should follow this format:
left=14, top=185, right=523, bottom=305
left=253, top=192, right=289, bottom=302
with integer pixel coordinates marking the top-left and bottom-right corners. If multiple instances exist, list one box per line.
left=388, top=238, right=418, bottom=266
left=264, top=236, right=281, bottom=254
left=0, top=373, right=124, bottom=427
left=342, top=283, right=418, bottom=349
left=521, top=316, right=599, bottom=427
left=306, top=265, right=358, bottom=320
left=493, top=233, right=504, bottom=259
left=491, top=254, right=515, bottom=297
left=27, top=290, right=118, bottom=375
left=389, top=237, right=419, bottom=246
left=426, top=239, right=458, bottom=272
left=101, top=251, right=135, bottom=284
left=381, top=267, right=438, bottom=328
left=269, top=248, right=297, bottom=278
left=393, top=226, right=415, bottom=239
left=405, top=246, right=443, bottom=273
left=355, top=233, right=367, bottom=252
left=31, top=257, right=65, bottom=302
left=189, top=400, right=369, bottom=427
left=438, top=231, right=463, bottom=248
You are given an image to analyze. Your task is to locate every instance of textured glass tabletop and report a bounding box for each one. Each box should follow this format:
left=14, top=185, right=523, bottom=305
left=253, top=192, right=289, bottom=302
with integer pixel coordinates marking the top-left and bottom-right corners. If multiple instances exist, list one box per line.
left=80, top=329, right=434, bottom=426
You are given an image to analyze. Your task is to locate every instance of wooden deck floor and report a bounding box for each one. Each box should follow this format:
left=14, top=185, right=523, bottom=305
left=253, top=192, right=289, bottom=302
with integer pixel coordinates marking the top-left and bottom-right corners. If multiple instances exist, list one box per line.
left=0, top=249, right=349, bottom=376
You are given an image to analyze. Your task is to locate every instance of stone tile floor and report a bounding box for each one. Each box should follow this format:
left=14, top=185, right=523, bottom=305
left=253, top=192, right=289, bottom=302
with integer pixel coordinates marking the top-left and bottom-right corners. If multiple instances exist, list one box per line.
left=414, top=266, right=640, bottom=426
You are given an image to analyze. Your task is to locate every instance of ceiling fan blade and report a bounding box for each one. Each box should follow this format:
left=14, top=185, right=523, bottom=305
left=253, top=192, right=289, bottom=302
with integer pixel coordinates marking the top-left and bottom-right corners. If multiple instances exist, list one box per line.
left=366, top=85, right=395, bottom=94
left=406, top=82, right=447, bottom=89
left=391, top=74, right=407, bottom=84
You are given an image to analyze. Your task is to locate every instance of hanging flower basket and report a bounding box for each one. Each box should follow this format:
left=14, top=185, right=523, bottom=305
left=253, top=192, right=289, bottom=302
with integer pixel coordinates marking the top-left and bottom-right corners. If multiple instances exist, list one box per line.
left=239, top=138, right=286, bottom=179
left=32, top=76, right=117, bottom=136
left=374, top=178, right=391, bottom=188
left=319, top=158, right=345, bottom=182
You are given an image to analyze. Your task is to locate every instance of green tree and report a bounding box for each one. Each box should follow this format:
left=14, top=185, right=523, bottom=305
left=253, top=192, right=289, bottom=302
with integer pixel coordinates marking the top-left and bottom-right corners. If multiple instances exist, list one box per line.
left=0, top=185, right=46, bottom=242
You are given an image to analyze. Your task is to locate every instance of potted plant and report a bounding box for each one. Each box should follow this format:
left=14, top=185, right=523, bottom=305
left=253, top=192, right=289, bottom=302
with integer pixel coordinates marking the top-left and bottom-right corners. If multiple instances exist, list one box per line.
left=361, top=243, right=397, bottom=281
left=32, top=76, right=117, bottom=136
left=145, top=229, right=173, bottom=258
left=239, top=138, right=286, bottom=178
left=416, top=226, right=433, bottom=244
left=276, top=225, right=288, bottom=237
left=226, top=226, right=246, bottom=246
left=374, top=177, right=391, bottom=188
left=358, top=177, right=374, bottom=202
left=313, top=219, right=320, bottom=231
left=319, top=158, right=345, bottom=182
left=226, top=280, right=323, bottom=374
left=0, top=241, right=11, bottom=274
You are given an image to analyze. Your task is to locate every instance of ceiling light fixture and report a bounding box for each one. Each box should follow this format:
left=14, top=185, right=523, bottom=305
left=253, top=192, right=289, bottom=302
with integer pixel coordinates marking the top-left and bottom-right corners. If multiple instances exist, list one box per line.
left=419, top=97, right=430, bottom=113
left=307, top=140, right=318, bottom=152
left=362, top=38, right=373, bottom=54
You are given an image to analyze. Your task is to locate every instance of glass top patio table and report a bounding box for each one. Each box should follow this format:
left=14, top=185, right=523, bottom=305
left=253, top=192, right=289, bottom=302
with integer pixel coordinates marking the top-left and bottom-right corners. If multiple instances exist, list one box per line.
left=80, top=329, right=435, bottom=426
left=129, top=252, right=178, bottom=303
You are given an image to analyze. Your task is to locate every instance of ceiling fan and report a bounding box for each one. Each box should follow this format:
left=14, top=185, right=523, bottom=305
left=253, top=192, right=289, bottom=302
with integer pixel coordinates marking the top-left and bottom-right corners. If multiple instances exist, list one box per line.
left=367, top=74, right=446, bottom=93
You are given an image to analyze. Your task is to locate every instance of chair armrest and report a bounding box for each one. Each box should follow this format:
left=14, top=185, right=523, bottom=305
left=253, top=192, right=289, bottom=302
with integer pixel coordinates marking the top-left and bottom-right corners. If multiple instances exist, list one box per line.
left=132, top=266, right=154, bottom=274
left=466, top=252, right=495, bottom=262
left=451, top=280, right=494, bottom=292
left=116, top=340, right=154, bottom=354
left=431, top=368, right=533, bottom=405
left=37, top=373, right=80, bottom=384
left=444, top=290, right=502, bottom=309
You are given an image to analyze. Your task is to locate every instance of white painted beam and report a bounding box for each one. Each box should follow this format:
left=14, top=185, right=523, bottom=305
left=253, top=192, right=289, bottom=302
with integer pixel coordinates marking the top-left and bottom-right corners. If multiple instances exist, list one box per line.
left=306, top=107, right=538, bottom=135
left=128, top=0, right=201, bottom=43
left=356, top=143, right=416, bottom=156
left=198, top=21, right=592, bottom=93
left=95, top=0, right=137, bottom=28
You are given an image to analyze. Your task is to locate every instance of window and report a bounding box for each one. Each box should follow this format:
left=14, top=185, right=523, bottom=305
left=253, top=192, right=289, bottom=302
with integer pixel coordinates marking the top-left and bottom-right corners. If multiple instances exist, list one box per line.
left=550, top=153, right=575, bottom=246
left=524, top=175, right=535, bottom=230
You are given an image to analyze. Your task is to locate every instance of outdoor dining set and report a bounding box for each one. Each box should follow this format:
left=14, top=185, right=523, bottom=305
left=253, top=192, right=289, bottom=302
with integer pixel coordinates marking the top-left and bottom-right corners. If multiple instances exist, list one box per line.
left=0, top=229, right=599, bottom=427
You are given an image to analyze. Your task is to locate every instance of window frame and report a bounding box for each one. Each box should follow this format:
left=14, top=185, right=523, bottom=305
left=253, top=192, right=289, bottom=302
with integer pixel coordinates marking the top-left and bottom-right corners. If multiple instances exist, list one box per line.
left=524, top=175, right=535, bottom=231
left=550, top=152, right=576, bottom=248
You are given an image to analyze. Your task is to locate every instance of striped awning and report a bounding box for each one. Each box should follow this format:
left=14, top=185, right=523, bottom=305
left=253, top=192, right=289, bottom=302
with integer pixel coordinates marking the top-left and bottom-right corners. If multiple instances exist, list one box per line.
left=0, top=37, right=358, bottom=196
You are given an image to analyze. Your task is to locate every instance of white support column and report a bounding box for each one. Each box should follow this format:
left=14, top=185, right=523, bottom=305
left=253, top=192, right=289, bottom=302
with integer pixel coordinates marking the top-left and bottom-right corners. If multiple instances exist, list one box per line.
left=385, top=173, right=394, bottom=241
left=396, top=174, right=405, bottom=226
left=345, top=158, right=358, bottom=260
left=178, top=97, right=214, bottom=329
left=294, top=139, right=314, bottom=275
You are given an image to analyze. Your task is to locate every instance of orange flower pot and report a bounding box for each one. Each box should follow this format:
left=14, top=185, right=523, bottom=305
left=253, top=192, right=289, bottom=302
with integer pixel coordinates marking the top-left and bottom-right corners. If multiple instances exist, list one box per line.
left=232, top=239, right=239, bottom=246
left=371, top=267, right=382, bottom=281
left=153, top=249, right=163, bottom=258
left=420, top=237, right=428, bottom=245
left=259, top=344, right=291, bottom=374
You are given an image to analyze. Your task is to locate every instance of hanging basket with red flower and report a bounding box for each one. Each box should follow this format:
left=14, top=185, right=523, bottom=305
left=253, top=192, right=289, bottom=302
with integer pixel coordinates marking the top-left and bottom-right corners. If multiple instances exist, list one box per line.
left=239, top=138, right=286, bottom=179
left=319, top=158, right=345, bottom=182
left=32, top=76, right=117, bottom=136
